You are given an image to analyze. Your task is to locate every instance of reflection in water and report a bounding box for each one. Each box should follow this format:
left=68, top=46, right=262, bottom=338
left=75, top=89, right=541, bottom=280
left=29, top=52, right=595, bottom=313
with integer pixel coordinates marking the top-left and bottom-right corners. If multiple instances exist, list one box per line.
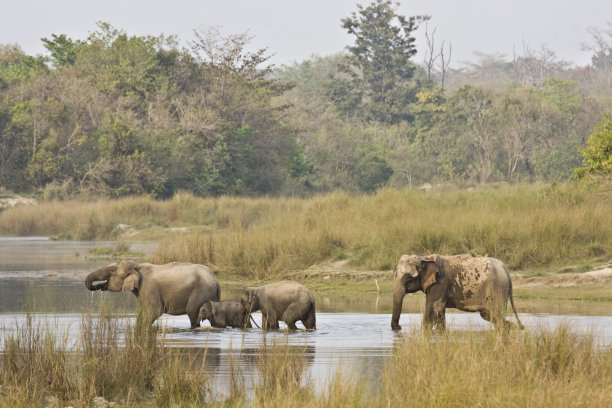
left=4, top=311, right=612, bottom=399
left=0, top=280, right=138, bottom=313
left=2, top=237, right=612, bottom=398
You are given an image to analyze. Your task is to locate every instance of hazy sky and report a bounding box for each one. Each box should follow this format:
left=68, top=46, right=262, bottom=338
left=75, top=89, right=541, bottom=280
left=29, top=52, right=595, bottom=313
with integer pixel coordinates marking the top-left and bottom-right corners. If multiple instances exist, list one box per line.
left=2, top=0, right=610, bottom=68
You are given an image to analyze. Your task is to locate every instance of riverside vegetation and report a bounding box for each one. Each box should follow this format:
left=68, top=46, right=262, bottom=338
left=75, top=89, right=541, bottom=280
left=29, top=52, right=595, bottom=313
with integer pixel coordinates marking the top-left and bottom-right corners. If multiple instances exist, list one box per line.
left=0, top=183, right=610, bottom=282
left=1, top=184, right=611, bottom=406
left=2, top=1, right=612, bottom=405
left=2, top=3, right=612, bottom=200
left=2, top=313, right=612, bottom=407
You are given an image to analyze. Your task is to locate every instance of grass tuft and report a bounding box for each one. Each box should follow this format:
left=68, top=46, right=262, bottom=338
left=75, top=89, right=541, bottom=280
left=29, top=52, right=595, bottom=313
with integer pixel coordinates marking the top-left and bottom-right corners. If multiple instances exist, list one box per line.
left=2, top=315, right=612, bottom=407
left=1, top=183, right=611, bottom=279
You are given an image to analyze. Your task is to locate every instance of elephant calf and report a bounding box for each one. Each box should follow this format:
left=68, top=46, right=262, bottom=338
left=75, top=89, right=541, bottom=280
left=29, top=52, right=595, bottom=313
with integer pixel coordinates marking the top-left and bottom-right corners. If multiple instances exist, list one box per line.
left=391, top=254, right=523, bottom=331
left=241, top=281, right=316, bottom=330
left=85, top=260, right=220, bottom=328
left=198, top=300, right=252, bottom=329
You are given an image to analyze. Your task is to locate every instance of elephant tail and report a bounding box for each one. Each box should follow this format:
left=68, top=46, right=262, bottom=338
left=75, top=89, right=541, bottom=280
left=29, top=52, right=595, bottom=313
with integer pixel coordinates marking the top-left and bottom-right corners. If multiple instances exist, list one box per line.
left=214, top=281, right=221, bottom=301
left=305, top=294, right=316, bottom=330
left=509, top=289, right=524, bottom=330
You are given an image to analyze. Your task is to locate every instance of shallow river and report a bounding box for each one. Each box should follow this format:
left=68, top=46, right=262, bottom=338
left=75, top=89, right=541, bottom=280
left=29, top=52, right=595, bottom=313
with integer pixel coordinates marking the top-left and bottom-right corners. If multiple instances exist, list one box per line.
left=2, top=237, right=612, bottom=398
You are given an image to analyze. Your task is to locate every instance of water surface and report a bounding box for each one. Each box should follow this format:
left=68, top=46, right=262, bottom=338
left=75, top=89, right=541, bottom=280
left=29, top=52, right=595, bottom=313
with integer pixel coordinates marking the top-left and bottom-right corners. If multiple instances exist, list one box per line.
left=2, top=237, right=612, bottom=398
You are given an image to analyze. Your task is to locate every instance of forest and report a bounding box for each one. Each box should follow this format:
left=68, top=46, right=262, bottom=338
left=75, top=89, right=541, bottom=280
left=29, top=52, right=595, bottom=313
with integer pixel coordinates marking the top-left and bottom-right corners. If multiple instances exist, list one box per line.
left=1, top=0, right=612, bottom=199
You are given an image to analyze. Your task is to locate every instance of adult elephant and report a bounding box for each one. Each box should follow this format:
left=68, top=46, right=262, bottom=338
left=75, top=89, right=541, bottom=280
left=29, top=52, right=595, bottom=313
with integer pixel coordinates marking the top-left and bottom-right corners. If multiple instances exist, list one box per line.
left=198, top=300, right=253, bottom=329
left=241, top=281, right=316, bottom=330
left=391, top=254, right=522, bottom=331
left=85, top=260, right=220, bottom=328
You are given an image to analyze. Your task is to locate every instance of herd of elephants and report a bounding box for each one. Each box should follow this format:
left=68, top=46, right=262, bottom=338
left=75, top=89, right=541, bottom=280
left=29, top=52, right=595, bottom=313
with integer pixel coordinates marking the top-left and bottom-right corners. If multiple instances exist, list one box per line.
left=84, top=254, right=523, bottom=332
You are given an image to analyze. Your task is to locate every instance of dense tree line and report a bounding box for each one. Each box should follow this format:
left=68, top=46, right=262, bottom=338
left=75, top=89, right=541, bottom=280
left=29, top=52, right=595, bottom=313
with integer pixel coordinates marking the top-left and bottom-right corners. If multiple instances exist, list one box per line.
left=1, top=2, right=612, bottom=199
left=0, top=23, right=301, bottom=198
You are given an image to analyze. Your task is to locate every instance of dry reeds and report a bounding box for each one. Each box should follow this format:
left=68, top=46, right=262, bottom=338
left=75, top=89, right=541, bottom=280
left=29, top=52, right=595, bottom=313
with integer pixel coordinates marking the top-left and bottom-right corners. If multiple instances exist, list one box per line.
left=0, top=313, right=209, bottom=407
left=1, top=183, right=610, bottom=278
left=2, top=314, right=612, bottom=407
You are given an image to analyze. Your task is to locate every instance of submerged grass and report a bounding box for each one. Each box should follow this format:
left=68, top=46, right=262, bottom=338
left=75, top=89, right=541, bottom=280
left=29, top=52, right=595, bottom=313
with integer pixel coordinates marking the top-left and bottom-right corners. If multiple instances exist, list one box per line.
left=1, top=183, right=611, bottom=279
left=2, top=314, right=612, bottom=407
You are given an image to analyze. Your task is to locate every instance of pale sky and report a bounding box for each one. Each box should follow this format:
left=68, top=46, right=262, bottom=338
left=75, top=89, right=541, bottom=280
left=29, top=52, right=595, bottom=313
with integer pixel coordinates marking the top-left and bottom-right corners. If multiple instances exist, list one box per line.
left=2, top=0, right=610, bottom=68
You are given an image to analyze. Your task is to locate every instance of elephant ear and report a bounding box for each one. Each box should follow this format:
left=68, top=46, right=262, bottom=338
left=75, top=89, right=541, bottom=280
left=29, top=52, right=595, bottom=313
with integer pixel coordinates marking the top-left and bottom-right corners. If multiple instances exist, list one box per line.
left=420, top=260, right=439, bottom=293
left=199, top=302, right=212, bottom=321
left=210, top=302, right=217, bottom=317
left=121, top=273, right=139, bottom=292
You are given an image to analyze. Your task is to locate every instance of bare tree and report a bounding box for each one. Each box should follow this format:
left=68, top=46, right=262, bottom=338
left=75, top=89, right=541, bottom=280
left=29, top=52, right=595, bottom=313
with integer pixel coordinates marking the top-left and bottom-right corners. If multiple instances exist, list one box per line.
left=423, top=23, right=439, bottom=82
left=422, top=23, right=452, bottom=87
left=512, top=42, right=570, bottom=87
left=582, top=21, right=612, bottom=71
left=581, top=21, right=612, bottom=89
left=439, top=40, right=452, bottom=88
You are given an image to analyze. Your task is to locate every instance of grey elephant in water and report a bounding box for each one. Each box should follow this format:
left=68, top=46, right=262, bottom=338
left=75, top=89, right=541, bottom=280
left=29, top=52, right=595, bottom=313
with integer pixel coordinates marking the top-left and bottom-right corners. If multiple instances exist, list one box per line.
left=198, top=300, right=253, bottom=329
left=391, top=254, right=523, bottom=331
left=85, top=260, right=220, bottom=328
left=241, top=281, right=316, bottom=330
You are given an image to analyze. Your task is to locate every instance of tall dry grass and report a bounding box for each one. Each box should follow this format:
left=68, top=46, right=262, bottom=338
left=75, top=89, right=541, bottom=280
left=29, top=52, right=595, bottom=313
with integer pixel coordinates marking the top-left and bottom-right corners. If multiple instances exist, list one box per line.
left=3, top=314, right=612, bottom=407
left=376, top=326, right=612, bottom=407
left=1, top=183, right=610, bottom=278
left=152, top=184, right=611, bottom=278
left=215, top=325, right=612, bottom=408
left=0, top=313, right=209, bottom=407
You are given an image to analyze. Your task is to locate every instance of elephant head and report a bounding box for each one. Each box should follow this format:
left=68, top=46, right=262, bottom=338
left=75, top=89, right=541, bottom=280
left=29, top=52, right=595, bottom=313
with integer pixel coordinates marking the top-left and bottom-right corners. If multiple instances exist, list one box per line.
left=241, top=287, right=260, bottom=313
left=198, top=301, right=214, bottom=324
left=85, top=260, right=141, bottom=294
left=391, top=255, right=439, bottom=330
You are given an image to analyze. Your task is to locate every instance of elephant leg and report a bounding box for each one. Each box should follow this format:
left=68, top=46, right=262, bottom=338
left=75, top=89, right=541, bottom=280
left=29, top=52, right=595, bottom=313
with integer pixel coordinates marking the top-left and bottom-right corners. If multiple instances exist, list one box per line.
left=244, top=314, right=253, bottom=328
left=186, top=298, right=203, bottom=329
left=302, top=308, right=316, bottom=330
left=188, top=313, right=200, bottom=329
left=479, top=308, right=502, bottom=326
left=261, top=312, right=278, bottom=330
left=282, top=303, right=304, bottom=330
left=480, top=309, right=516, bottom=330
left=137, top=299, right=162, bottom=326
left=424, top=297, right=446, bottom=331
left=433, top=299, right=446, bottom=330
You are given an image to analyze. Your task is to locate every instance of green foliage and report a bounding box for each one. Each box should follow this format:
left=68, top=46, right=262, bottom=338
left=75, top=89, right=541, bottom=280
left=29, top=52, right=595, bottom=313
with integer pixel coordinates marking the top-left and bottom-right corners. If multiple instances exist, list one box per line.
left=1, top=16, right=611, bottom=197
left=41, top=34, right=80, bottom=67
left=352, top=146, right=393, bottom=192
left=575, top=114, right=612, bottom=178
left=534, top=142, right=582, bottom=181
left=532, top=78, right=581, bottom=122
left=330, top=0, right=428, bottom=124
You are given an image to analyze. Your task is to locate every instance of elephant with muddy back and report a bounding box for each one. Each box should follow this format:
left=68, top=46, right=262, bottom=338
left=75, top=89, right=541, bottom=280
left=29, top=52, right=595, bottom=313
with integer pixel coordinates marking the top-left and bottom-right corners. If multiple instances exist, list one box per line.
left=391, top=254, right=523, bottom=331
left=241, top=281, right=316, bottom=330
left=85, top=260, right=220, bottom=328
left=198, top=300, right=254, bottom=329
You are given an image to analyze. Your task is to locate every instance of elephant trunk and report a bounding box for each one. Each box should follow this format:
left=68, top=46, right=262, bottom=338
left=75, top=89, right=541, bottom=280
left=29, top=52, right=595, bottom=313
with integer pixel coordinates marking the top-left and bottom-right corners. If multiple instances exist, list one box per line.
left=391, top=281, right=406, bottom=331
left=85, top=266, right=111, bottom=291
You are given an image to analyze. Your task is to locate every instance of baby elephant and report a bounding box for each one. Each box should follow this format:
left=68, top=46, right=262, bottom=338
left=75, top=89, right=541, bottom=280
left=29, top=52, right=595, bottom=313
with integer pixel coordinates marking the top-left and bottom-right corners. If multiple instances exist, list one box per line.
left=241, top=281, right=316, bottom=330
left=198, top=300, right=252, bottom=329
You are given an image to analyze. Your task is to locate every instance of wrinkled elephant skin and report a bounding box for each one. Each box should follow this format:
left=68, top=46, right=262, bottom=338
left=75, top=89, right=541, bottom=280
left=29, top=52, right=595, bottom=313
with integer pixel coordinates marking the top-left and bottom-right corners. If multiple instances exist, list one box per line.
left=85, top=260, right=220, bottom=328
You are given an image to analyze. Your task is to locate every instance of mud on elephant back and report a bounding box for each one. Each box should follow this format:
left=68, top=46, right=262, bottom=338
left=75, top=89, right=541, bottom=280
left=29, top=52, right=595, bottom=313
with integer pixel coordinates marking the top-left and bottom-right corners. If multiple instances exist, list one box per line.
left=391, top=254, right=523, bottom=331
left=85, top=260, right=220, bottom=328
